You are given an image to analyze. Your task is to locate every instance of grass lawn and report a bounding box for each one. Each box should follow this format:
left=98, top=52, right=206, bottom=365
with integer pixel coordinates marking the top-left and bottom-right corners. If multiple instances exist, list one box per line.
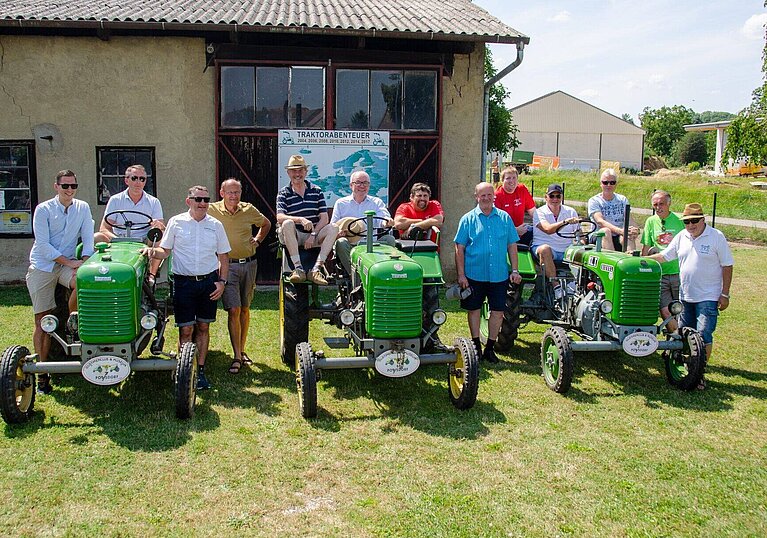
left=1, top=247, right=766, bottom=536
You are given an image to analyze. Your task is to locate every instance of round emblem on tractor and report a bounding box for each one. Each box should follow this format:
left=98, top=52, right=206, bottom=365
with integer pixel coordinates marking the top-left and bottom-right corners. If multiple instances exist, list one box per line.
left=393, top=263, right=404, bottom=271
left=99, top=265, right=109, bottom=274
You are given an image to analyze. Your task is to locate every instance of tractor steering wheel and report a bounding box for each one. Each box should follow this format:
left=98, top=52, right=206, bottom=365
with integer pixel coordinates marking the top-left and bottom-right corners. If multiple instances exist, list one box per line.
left=105, top=209, right=154, bottom=232
left=346, top=215, right=394, bottom=240
left=556, top=217, right=598, bottom=239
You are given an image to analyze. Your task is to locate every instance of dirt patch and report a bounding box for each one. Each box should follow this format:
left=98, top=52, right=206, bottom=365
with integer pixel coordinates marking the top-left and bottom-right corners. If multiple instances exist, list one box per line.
left=643, top=156, right=667, bottom=171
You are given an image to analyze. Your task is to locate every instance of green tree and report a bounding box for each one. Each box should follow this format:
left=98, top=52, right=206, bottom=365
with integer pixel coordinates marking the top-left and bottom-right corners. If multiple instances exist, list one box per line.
left=621, top=113, right=635, bottom=125
left=674, top=131, right=708, bottom=165
left=485, top=49, right=519, bottom=154
left=639, top=105, right=695, bottom=158
left=724, top=7, right=767, bottom=165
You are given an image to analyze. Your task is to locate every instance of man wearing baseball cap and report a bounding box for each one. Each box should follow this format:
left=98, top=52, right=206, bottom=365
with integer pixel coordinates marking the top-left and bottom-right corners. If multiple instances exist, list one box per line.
left=646, top=203, right=734, bottom=388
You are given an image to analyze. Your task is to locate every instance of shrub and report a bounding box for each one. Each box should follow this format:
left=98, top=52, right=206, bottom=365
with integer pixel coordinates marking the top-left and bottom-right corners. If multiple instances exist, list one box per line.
left=687, top=161, right=701, bottom=171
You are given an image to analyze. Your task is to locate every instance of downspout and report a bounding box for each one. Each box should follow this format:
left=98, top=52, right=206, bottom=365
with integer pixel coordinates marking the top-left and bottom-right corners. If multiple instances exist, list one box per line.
left=481, top=41, right=525, bottom=180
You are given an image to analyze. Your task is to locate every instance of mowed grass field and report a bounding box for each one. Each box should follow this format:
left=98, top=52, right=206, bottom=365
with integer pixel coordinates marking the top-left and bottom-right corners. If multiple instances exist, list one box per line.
left=0, top=247, right=765, bottom=537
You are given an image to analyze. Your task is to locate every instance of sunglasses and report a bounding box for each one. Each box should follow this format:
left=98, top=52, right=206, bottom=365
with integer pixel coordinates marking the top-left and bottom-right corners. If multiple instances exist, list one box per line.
left=601, top=180, right=617, bottom=185
left=189, top=196, right=211, bottom=203
left=128, top=175, right=147, bottom=182
left=660, top=219, right=666, bottom=232
left=548, top=193, right=562, bottom=198
left=58, top=183, right=78, bottom=189
left=684, top=217, right=703, bottom=225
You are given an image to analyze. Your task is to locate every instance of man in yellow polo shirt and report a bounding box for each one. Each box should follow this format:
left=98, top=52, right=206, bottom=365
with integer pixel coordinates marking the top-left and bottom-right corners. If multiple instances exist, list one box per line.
left=208, top=178, right=271, bottom=374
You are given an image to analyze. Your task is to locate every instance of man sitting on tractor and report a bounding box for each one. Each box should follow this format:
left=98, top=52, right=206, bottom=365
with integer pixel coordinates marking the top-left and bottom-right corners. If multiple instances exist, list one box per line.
left=588, top=168, right=639, bottom=251
left=531, top=184, right=581, bottom=300
left=494, top=166, right=536, bottom=245
left=393, top=182, right=444, bottom=240
left=276, top=155, right=339, bottom=286
left=331, top=170, right=395, bottom=276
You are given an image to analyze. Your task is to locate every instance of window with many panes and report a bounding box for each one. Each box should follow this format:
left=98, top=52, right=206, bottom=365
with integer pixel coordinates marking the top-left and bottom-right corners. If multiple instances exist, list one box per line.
left=96, top=147, right=156, bottom=205
left=336, top=69, right=437, bottom=131
left=220, top=65, right=325, bottom=129
left=0, top=141, right=36, bottom=237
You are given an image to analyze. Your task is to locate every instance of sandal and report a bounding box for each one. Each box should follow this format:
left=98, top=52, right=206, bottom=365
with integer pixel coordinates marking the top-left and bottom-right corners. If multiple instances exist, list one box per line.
left=228, top=359, right=242, bottom=374
left=241, top=353, right=253, bottom=366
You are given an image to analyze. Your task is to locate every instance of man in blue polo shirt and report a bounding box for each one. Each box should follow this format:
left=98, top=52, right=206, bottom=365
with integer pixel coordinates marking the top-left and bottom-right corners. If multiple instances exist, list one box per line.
left=276, top=155, right=338, bottom=285
left=454, top=182, right=522, bottom=363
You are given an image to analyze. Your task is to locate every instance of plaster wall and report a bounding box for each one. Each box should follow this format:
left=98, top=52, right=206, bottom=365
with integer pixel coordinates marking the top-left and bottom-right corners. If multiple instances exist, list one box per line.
left=0, top=35, right=215, bottom=282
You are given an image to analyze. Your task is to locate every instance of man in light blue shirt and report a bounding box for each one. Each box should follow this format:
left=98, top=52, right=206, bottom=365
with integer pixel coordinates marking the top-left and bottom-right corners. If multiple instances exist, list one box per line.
left=454, top=182, right=522, bottom=363
left=26, top=170, right=94, bottom=394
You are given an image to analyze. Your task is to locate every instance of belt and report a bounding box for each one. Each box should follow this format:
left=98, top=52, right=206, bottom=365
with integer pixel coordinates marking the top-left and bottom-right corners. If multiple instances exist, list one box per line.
left=175, top=271, right=218, bottom=281
left=229, top=254, right=257, bottom=264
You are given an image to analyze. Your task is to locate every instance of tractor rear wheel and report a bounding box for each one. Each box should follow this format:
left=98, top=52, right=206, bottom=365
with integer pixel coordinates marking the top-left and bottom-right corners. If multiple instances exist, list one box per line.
left=496, top=284, right=524, bottom=352
left=296, top=342, right=317, bottom=418
left=175, top=342, right=197, bottom=419
left=0, top=345, right=35, bottom=424
left=541, top=327, right=574, bottom=393
left=664, top=327, right=705, bottom=390
left=448, top=337, right=479, bottom=410
left=280, top=280, right=309, bottom=367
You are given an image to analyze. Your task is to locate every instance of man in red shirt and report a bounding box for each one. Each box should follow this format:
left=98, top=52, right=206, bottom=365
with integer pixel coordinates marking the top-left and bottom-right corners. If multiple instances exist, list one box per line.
left=394, top=182, right=444, bottom=240
left=494, top=166, right=536, bottom=244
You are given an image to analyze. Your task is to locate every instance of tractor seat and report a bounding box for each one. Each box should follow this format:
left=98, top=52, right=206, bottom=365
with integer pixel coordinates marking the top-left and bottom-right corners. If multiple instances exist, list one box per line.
left=516, top=243, right=531, bottom=253
left=395, top=239, right=439, bottom=253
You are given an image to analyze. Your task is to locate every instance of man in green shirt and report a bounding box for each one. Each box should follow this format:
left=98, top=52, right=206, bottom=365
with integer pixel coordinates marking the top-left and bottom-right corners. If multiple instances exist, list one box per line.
left=641, top=190, right=684, bottom=331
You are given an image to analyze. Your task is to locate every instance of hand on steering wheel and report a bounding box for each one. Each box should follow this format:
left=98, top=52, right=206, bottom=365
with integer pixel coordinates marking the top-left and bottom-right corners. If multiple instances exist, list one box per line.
left=346, top=215, right=393, bottom=239
left=105, top=209, right=154, bottom=232
left=556, top=217, right=598, bottom=239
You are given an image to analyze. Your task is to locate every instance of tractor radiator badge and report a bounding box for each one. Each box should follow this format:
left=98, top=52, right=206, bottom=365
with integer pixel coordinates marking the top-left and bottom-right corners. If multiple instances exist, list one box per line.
left=391, top=262, right=407, bottom=279
left=95, top=265, right=113, bottom=282
left=600, top=263, right=614, bottom=280
left=375, top=349, right=420, bottom=378
left=82, top=356, right=131, bottom=385
left=622, top=331, right=659, bottom=357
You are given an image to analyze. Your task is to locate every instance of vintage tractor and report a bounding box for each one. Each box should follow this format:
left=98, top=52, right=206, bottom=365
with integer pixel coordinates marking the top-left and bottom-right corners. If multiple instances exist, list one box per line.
left=484, top=220, right=705, bottom=393
left=279, top=211, right=479, bottom=418
left=0, top=210, right=197, bottom=425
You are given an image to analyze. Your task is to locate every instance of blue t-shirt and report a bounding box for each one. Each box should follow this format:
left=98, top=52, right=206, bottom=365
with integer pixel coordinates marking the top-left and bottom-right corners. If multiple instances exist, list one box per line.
left=454, top=206, right=519, bottom=282
left=588, top=193, right=629, bottom=228
left=276, top=180, right=327, bottom=225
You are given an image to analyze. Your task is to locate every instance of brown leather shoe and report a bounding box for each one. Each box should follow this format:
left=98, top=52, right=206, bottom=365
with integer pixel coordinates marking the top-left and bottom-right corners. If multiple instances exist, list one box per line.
left=308, top=269, right=328, bottom=286
left=288, top=268, right=306, bottom=283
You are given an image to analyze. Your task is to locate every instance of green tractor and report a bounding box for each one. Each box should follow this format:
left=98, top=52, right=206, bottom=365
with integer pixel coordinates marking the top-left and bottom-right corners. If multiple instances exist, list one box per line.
left=484, top=220, right=705, bottom=393
left=0, top=210, right=197, bottom=425
left=279, top=211, right=479, bottom=418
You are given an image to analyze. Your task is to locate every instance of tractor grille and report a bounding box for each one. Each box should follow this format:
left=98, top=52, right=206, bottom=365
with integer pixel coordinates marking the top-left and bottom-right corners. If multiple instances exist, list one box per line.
left=370, top=286, right=422, bottom=337
left=78, top=288, right=137, bottom=343
left=617, top=279, right=660, bottom=325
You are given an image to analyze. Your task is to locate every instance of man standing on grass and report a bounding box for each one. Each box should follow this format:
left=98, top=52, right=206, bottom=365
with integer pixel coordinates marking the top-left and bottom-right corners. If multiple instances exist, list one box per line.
left=26, top=170, right=94, bottom=395
left=588, top=168, right=639, bottom=251
left=142, top=186, right=230, bottom=391
left=641, top=190, right=684, bottom=332
left=646, top=203, right=734, bottom=389
left=207, top=178, right=271, bottom=375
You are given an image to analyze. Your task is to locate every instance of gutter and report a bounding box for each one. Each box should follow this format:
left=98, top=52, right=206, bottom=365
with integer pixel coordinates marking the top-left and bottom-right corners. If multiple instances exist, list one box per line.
left=481, top=41, right=525, bottom=180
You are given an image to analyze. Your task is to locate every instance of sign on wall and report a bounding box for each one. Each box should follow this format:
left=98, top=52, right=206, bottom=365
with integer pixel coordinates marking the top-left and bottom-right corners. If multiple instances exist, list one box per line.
left=278, top=130, right=390, bottom=206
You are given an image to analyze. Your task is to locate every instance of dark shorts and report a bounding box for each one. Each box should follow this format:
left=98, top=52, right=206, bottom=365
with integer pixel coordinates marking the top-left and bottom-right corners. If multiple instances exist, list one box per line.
left=174, top=273, right=219, bottom=327
left=680, top=300, right=718, bottom=345
left=222, top=259, right=258, bottom=310
left=660, top=273, right=680, bottom=310
left=518, top=226, right=533, bottom=246
left=461, top=278, right=508, bottom=312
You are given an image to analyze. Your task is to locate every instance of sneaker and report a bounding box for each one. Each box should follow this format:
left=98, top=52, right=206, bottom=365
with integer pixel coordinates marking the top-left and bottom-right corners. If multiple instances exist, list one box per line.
left=481, top=348, right=500, bottom=364
left=697, top=376, right=706, bottom=391
left=37, top=375, right=53, bottom=395
left=307, top=269, right=328, bottom=286
left=553, top=285, right=564, bottom=300
left=197, top=369, right=211, bottom=390
left=289, top=268, right=306, bottom=284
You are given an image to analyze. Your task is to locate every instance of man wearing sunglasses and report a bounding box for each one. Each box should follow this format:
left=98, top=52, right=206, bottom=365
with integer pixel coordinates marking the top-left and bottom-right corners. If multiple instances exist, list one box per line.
left=646, top=203, right=734, bottom=389
left=26, top=170, right=94, bottom=394
left=641, top=190, right=684, bottom=332
left=142, top=186, right=231, bottom=391
left=587, top=168, right=639, bottom=251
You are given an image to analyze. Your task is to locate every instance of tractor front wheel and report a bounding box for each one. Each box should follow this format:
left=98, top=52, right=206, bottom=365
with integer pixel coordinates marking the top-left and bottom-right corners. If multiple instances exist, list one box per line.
left=448, top=337, right=479, bottom=410
left=541, top=327, right=574, bottom=393
left=0, top=345, right=35, bottom=424
left=664, top=327, right=705, bottom=391
left=280, top=280, right=309, bottom=367
left=175, top=342, right=198, bottom=419
left=296, top=342, right=317, bottom=418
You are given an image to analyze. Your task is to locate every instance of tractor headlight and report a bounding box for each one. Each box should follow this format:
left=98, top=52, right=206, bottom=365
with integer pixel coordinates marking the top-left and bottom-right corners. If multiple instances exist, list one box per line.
left=431, top=309, right=447, bottom=326
left=40, top=314, right=58, bottom=333
left=669, top=300, right=683, bottom=316
left=339, top=309, right=355, bottom=327
left=599, top=300, right=613, bottom=314
left=140, top=312, right=158, bottom=330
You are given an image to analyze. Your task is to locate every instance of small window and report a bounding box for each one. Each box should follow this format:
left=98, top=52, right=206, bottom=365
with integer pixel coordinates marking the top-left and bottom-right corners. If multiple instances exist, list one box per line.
left=96, top=147, right=156, bottom=205
left=0, top=140, right=36, bottom=237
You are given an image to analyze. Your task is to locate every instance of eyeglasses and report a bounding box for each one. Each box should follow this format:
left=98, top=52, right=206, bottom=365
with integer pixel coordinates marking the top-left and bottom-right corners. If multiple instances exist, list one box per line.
left=548, top=193, right=562, bottom=198
left=128, top=175, right=147, bottom=182
left=58, top=183, right=78, bottom=189
left=684, top=217, right=703, bottom=225
left=352, top=181, right=370, bottom=186
left=601, top=180, right=617, bottom=185
left=189, top=196, right=211, bottom=203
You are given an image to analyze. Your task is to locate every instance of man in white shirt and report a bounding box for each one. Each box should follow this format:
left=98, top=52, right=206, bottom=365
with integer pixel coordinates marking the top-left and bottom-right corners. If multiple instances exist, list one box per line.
left=331, top=170, right=395, bottom=275
left=26, top=169, right=94, bottom=394
left=142, top=186, right=231, bottom=390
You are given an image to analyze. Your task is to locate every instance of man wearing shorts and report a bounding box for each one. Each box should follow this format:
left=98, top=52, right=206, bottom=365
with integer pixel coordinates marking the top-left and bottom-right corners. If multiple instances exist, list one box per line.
left=143, top=186, right=231, bottom=390
left=588, top=168, right=639, bottom=251
left=455, top=182, right=522, bottom=363
left=208, top=178, right=271, bottom=375
left=26, top=169, right=94, bottom=394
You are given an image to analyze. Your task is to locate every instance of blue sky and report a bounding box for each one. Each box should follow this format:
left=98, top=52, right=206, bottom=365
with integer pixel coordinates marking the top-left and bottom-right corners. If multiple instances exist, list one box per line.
left=475, top=0, right=766, bottom=123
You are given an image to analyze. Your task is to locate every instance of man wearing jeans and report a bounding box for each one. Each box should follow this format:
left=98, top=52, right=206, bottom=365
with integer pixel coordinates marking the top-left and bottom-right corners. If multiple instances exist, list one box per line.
left=647, top=203, right=734, bottom=389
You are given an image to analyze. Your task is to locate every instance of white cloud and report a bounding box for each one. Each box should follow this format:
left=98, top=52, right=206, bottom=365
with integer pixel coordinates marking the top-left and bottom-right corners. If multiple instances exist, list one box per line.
left=741, top=13, right=767, bottom=40
left=548, top=10, right=571, bottom=23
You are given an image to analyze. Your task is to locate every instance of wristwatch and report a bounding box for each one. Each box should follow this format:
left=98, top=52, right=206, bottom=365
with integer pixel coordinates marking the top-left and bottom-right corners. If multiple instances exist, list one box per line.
left=218, top=278, right=228, bottom=285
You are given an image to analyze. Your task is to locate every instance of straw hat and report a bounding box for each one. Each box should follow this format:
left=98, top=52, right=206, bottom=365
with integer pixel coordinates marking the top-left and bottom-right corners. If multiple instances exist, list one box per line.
left=285, top=155, right=309, bottom=169
left=680, top=203, right=705, bottom=221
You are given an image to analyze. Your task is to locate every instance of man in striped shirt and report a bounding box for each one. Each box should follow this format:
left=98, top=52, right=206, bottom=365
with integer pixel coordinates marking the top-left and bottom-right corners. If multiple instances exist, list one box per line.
left=276, top=155, right=338, bottom=285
